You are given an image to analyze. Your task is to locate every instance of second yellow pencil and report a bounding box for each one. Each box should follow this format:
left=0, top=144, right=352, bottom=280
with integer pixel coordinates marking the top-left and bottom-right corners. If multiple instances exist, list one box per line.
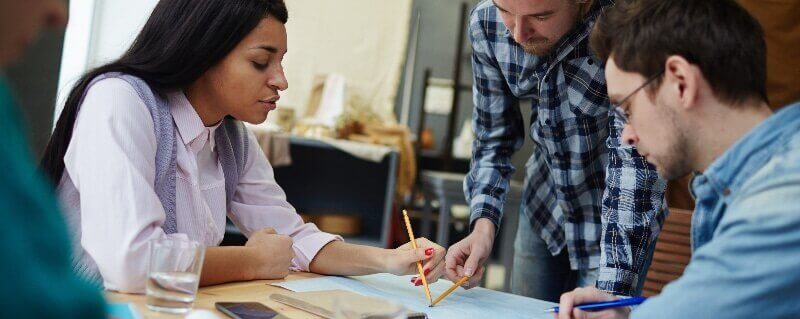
left=431, top=275, right=470, bottom=306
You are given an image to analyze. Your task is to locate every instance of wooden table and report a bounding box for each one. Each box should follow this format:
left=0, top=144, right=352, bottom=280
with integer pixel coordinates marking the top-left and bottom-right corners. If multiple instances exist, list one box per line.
left=106, top=272, right=325, bottom=318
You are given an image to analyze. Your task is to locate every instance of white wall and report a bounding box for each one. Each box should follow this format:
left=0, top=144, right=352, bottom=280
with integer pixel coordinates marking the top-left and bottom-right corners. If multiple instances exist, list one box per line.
left=56, top=0, right=158, bottom=118
left=282, top=0, right=412, bottom=122
left=88, top=0, right=160, bottom=67
left=55, top=0, right=95, bottom=119
left=56, top=0, right=411, bottom=124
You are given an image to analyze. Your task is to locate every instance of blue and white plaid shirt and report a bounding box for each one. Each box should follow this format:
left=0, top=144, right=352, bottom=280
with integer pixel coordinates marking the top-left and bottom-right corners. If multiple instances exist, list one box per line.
left=463, top=0, right=668, bottom=296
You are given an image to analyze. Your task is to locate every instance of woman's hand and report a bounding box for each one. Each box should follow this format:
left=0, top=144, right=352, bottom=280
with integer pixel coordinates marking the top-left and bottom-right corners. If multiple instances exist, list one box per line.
left=245, top=228, right=294, bottom=279
left=200, top=228, right=294, bottom=286
left=384, top=237, right=446, bottom=286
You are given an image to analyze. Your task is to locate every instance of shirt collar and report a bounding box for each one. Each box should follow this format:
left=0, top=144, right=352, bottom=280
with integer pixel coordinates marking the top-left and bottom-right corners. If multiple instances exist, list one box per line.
left=694, top=103, right=800, bottom=199
left=168, top=90, right=221, bottom=152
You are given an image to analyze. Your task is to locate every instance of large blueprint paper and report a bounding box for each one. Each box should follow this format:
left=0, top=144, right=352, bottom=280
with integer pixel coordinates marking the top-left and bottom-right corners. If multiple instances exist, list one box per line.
left=271, top=273, right=556, bottom=319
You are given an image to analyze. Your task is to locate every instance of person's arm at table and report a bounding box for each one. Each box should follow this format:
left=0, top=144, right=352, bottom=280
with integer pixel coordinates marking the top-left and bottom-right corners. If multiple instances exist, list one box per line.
left=309, top=238, right=445, bottom=284
left=559, top=171, right=800, bottom=318
left=445, top=6, right=524, bottom=289
left=228, top=130, right=445, bottom=284
left=200, top=228, right=294, bottom=286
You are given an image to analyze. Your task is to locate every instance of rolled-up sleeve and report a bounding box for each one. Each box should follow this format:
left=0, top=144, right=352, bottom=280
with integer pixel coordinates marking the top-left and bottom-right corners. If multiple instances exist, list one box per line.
left=597, top=111, right=667, bottom=295
left=229, top=130, right=341, bottom=271
left=464, top=7, right=525, bottom=231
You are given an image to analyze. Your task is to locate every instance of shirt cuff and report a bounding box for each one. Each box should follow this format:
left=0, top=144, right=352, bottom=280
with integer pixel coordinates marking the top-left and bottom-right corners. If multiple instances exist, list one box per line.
left=289, top=231, right=343, bottom=272
left=596, top=266, right=640, bottom=296
left=468, top=194, right=504, bottom=232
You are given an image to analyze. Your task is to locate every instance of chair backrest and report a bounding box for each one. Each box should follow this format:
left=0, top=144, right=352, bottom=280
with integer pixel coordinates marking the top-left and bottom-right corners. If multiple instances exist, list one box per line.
left=643, top=208, right=693, bottom=296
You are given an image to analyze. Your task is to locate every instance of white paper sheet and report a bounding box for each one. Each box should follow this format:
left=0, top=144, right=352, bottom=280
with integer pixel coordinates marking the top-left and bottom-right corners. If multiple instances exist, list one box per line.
left=271, top=273, right=556, bottom=319
left=423, top=80, right=455, bottom=115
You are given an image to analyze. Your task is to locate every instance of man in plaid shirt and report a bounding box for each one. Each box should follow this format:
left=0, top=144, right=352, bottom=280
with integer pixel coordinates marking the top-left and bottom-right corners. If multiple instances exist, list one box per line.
left=444, top=0, right=667, bottom=300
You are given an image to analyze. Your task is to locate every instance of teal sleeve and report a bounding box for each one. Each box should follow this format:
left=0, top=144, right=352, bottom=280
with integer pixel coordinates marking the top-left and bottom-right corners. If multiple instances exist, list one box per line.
left=0, top=76, right=106, bottom=318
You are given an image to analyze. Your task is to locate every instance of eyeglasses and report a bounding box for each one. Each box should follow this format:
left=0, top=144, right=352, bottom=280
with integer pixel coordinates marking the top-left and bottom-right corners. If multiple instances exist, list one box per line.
left=612, top=71, right=664, bottom=124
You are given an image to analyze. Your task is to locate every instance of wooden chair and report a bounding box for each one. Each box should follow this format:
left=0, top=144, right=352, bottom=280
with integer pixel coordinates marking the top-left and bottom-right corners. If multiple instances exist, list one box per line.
left=642, top=208, right=693, bottom=296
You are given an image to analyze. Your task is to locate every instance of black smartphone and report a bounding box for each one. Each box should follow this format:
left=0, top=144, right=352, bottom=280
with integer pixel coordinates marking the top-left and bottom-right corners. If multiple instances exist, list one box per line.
left=215, top=302, right=288, bottom=319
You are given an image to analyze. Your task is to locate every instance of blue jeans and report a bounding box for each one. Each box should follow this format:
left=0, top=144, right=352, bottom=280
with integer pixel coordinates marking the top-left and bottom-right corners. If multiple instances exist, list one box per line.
left=510, top=217, right=598, bottom=302
left=510, top=216, right=654, bottom=301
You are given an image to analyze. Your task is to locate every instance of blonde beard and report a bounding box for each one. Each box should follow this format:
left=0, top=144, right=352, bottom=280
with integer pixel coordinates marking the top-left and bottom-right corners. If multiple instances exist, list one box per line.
left=521, top=40, right=555, bottom=56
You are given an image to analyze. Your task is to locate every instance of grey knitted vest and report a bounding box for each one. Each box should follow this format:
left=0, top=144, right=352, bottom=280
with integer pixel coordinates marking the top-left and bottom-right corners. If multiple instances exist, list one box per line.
left=62, top=73, right=249, bottom=286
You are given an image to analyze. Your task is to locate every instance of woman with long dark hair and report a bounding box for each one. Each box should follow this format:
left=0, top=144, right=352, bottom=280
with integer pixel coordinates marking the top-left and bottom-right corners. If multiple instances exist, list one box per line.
left=42, top=0, right=445, bottom=292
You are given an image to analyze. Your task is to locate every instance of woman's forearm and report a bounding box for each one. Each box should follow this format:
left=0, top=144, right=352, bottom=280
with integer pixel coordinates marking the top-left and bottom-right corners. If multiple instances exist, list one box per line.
left=201, top=241, right=387, bottom=285
left=199, top=246, right=256, bottom=286
left=308, top=241, right=391, bottom=276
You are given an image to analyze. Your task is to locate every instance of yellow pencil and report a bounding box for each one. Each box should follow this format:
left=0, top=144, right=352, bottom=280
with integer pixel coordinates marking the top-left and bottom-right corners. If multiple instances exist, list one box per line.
left=431, top=275, right=470, bottom=306
left=402, top=210, right=433, bottom=305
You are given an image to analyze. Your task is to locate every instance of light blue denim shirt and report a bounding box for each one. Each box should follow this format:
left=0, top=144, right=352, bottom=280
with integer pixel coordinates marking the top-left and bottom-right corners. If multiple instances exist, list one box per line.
left=632, top=102, right=800, bottom=318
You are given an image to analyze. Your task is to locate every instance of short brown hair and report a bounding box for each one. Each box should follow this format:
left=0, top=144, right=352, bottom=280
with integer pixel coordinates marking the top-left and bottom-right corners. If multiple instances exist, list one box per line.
left=590, top=0, right=768, bottom=105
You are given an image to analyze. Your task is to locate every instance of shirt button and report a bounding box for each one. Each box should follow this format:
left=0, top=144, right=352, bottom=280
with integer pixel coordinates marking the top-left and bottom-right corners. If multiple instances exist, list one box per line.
left=544, top=119, right=552, bottom=126
left=587, top=58, right=594, bottom=65
left=722, top=188, right=731, bottom=196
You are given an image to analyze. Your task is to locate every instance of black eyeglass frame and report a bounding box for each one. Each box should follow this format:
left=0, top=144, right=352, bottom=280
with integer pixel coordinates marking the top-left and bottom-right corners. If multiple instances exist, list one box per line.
left=612, top=71, right=664, bottom=124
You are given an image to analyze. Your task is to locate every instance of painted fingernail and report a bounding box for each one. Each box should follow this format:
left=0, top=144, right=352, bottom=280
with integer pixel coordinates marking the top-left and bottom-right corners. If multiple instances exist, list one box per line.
left=415, top=281, right=422, bottom=286
left=425, top=248, right=434, bottom=256
left=424, top=268, right=431, bottom=275
left=410, top=277, right=416, bottom=283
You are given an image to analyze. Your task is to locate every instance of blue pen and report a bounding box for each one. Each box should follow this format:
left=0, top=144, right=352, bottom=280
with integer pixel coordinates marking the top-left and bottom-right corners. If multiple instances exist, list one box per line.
left=544, top=296, right=647, bottom=313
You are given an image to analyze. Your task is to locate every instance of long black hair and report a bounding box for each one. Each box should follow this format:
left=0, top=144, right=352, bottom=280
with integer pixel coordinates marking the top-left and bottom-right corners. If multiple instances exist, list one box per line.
left=40, top=0, right=288, bottom=185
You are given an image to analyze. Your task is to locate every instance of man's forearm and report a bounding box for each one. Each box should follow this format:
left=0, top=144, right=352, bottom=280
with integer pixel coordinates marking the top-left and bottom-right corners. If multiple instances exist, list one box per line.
left=472, top=217, right=497, bottom=237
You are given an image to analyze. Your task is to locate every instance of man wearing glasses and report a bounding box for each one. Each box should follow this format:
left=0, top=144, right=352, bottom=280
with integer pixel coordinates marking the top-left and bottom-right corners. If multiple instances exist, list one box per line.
left=556, top=0, right=800, bottom=318
left=444, top=0, right=667, bottom=301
